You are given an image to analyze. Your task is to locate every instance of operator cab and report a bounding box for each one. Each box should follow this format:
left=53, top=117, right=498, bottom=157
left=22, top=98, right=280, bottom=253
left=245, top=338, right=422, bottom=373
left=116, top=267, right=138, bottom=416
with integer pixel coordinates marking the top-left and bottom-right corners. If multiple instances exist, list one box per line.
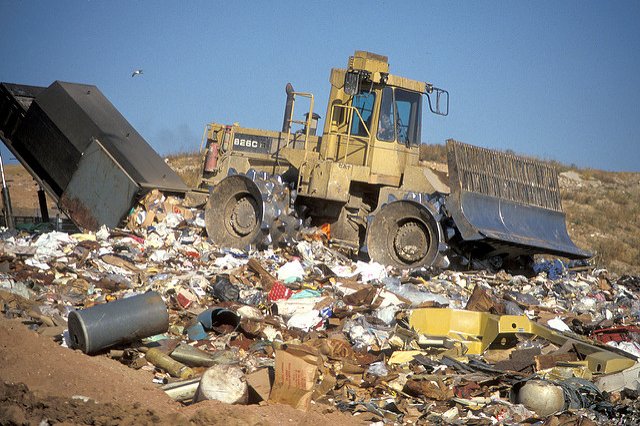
left=319, top=51, right=449, bottom=186
left=322, top=51, right=448, bottom=181
left=349, top=86, right=423, bottom=147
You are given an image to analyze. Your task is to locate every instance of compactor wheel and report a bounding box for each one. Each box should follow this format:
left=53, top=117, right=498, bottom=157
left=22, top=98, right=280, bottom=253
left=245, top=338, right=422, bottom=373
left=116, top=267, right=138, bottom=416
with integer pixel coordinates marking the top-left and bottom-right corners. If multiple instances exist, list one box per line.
left=366, top=200, right=442, bottom=269
left=205, top=174, right=264, bottom=248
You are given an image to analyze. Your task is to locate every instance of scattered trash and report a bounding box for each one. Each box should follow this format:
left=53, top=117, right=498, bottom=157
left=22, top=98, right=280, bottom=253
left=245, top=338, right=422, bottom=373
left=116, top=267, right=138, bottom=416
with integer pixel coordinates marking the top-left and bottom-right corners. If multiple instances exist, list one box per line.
left=162, top=377, right=201, bottom=402
left=595, top=363, right=640, bottom=393
left=1, top=205, right=639, bottom=423
left=169, top=343, right=223, bottom=367
left=277, top=259, right=305, bottom=283
left=246, top=368, right=272, bottom=402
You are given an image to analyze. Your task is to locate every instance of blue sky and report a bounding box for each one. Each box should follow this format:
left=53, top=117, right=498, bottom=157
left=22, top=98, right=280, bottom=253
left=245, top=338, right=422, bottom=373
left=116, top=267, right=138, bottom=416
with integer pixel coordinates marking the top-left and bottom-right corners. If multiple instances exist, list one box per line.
left=1, top=1, right=639, bottom=172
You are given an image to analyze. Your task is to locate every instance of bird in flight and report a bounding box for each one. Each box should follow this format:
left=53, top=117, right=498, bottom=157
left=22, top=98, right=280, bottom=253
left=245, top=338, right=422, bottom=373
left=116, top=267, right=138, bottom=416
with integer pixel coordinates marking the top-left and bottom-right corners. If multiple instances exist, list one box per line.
left=131, top=69, right=143, bottom=77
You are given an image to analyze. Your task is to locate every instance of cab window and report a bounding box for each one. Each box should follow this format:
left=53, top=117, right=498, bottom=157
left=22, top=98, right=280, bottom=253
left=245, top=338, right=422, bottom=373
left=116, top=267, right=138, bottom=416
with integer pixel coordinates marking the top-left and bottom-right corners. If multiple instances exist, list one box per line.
left=350, top=91, right=375, bottom=136
left=376, top=87, right=422, bottom=145
left=377, top=87, right=395, bottom=141
left=394, top=89, right=422, bottom=146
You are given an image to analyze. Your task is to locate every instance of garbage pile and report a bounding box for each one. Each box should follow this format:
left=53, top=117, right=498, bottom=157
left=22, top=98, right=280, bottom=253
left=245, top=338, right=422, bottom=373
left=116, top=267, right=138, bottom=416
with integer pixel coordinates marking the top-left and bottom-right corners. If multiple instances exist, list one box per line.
left=1, top=189, right=640, bottom=424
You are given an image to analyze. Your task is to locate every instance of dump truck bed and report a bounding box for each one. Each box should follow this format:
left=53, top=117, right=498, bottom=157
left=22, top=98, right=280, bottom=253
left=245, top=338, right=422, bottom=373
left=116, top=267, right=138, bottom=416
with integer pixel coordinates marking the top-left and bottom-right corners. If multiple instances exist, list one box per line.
left=0, top=81, right=189, bottom=230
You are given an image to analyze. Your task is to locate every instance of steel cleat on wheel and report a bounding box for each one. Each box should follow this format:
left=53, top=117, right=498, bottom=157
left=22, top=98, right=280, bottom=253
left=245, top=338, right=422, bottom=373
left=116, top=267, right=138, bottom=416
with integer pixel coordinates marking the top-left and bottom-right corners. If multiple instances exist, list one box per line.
left=205, top=170, right=300, bottom=250
left=366, top=198, right=447, bottom=270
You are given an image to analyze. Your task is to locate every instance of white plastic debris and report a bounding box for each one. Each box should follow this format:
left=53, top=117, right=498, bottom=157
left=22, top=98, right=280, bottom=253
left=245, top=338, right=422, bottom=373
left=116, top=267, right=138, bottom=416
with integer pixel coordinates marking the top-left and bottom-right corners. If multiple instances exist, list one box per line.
left=149, top=250, right=171, bottom=263
left=607, top=341, right=640, bottom=358
left=275, top=297, right=324, bottom=317
left=261, top=325, right=282, bottom=341
left=145, top=233, right=165, bottom=249
left=277, top=259, right=305, bottom=283
left=164, top=213, right=184, bottom=229
left=96, top=225, right=110, bottom=241
left=547, top=317, right=572, bottom=332
left=442, top=407, right=460, bottom=422
left=382, top=277, right=449, bottom=307
left=33, top=231, right=73, bottom=258
left=354, top=261, right=387, bottom=283
left=194, top=364, right=248, bottom=404
left=374, top=305, right=399, bottom=325
left=25, top=258, right=51, bottom=270
left=286, top=309, right=322, bottom=331
left=193, top=212, right=206, bottom=228
left=367, top=361, right=389, bottom=377
left=213, top=254, right=246, bottom=270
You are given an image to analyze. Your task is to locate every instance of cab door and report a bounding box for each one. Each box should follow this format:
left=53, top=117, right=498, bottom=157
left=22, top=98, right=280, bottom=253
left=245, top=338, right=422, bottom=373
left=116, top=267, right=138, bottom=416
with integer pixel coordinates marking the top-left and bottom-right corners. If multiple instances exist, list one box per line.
left=334, top=90, right=375, bottom=166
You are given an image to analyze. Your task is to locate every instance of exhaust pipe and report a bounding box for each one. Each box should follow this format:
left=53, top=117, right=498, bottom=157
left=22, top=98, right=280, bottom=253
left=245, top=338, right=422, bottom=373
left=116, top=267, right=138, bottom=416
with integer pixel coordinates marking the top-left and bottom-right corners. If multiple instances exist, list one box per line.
left=281, top=83, right=295, bottom=133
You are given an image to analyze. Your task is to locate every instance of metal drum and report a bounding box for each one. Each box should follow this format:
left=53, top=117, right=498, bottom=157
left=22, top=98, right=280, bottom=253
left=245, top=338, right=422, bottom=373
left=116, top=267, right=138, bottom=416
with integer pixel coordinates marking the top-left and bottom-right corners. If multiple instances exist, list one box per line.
left=68, top=291, right=169, bottom=354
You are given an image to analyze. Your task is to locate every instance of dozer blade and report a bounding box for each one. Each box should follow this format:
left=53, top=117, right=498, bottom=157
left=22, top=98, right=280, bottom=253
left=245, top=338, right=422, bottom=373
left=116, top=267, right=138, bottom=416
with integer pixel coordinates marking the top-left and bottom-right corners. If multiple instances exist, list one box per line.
left=446, top=140, right=590, bottom=259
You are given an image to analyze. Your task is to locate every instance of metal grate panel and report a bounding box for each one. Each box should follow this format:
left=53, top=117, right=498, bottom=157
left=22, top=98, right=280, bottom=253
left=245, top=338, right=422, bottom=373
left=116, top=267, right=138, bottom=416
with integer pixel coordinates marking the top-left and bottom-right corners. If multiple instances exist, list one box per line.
left=447, top=139, right=562, bottom=212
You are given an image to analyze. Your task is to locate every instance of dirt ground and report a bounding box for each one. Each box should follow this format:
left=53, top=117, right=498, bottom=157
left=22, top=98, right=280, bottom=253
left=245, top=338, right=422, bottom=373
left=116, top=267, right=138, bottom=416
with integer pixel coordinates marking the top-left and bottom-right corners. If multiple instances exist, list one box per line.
left=0, top=318, right=363, bottom=425
left=1, top=164, right=59, bottom=218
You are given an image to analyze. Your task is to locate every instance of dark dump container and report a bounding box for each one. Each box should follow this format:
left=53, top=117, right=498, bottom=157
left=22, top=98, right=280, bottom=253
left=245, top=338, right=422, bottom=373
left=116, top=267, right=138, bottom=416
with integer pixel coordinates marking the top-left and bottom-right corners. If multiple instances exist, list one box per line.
left=0, top=81, right=189, bottom=231
left=68, top=291, right=169, bottom=354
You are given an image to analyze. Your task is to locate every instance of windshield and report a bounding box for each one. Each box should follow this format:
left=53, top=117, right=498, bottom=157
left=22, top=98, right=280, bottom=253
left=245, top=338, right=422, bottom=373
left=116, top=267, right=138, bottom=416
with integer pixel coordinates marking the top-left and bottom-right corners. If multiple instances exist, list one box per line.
left=377, top=87, right=422, bottom=146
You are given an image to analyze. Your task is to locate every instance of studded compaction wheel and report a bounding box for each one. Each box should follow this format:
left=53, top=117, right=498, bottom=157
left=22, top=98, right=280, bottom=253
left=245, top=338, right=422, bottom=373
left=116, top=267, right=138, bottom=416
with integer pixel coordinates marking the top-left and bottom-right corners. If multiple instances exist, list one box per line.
left=205, top=174, right=264, bottom=248
left=205, top=171, right=301, bottom=250
left=366, top=200, right=443, bottom=269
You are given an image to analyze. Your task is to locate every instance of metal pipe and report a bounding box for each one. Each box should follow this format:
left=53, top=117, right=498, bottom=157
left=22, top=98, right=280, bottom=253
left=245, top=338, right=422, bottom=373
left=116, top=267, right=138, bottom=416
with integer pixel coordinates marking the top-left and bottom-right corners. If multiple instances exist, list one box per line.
left=162, top=377, right=201, bottom=402
left=170, top=343, right=222, bottom=367
left=67, top=291, right=169, bottom=355
left=146, top=348, right=195, bottom=379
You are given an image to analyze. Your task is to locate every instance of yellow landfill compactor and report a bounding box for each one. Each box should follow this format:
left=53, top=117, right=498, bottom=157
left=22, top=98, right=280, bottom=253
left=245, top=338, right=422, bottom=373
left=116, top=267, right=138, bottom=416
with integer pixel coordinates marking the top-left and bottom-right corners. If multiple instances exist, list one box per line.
left=200, top=51, right=590, bottom=270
